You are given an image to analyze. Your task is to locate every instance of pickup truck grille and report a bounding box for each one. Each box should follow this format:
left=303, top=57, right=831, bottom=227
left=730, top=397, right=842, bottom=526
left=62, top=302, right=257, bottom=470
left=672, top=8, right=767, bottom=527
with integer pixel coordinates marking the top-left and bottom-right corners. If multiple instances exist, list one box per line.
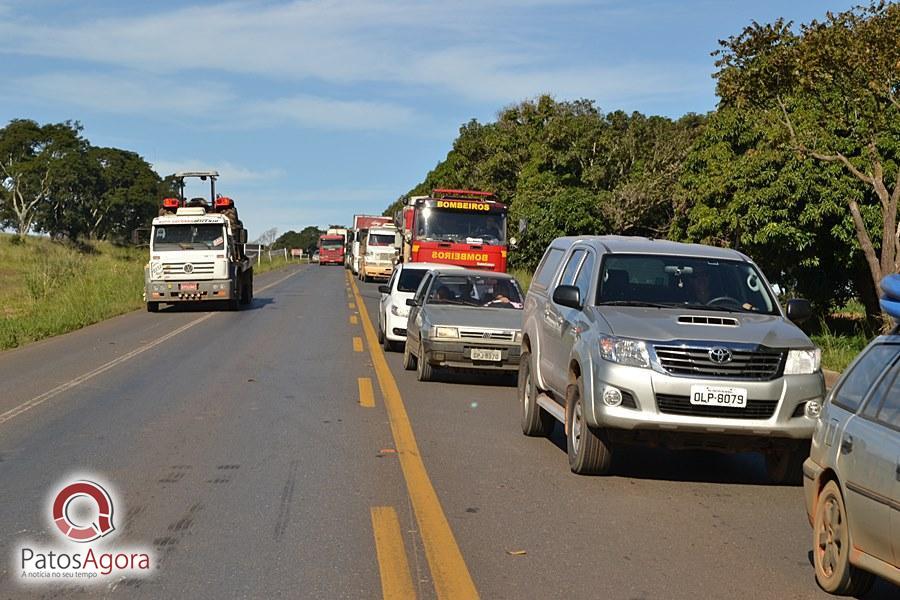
left=653, top=345, right=784, bottom=381
left=656, top=394, right=778, bottom=419
left=162, top=262, right=215, bottom=276
left=459, top=329, right=516, bottom=341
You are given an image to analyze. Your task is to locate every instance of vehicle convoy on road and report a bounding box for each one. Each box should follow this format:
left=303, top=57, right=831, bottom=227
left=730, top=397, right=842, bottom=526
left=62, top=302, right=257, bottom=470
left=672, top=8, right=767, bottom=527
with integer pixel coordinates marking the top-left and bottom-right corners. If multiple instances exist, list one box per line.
left=402, top=268, right=525, bottom=381
left=395, top=189, right=510, bottom=272
left=317, top=233, right=346, bottom=266
left=519, top=236, right=825, bottom=482
left=348, top=214, right=393, bottom=273
left=144, top=171, right=252, bottom=312
left=376, top=262, right=463, bottom=351
left=357, top=224, right=399, bottom=282
left=802, top=275, right=900, bottom=595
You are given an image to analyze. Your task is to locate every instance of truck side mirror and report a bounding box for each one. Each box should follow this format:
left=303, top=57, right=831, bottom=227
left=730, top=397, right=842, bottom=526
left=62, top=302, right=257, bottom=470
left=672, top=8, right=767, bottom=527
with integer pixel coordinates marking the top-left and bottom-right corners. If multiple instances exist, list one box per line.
left=785, top=298, right=811, bottom=323
left=552, top=285, right=582, bottom=310
left=406, top=298, right=419, bottom=307
left=237, top=229, right=248, bottom=244
left=378, top=285, right=390, bottom=294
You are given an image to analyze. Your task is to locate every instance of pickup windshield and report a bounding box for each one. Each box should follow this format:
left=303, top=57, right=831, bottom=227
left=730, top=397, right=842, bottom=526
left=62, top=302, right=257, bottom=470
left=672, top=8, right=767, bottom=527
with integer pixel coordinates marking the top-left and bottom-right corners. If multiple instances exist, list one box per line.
left=415, top=209, right=506, bottom=244
left=427, top=274, right=523, bottom=309
left=596, top=254, right=778, bottom=314
left=152, top=224, right=225, bottom=251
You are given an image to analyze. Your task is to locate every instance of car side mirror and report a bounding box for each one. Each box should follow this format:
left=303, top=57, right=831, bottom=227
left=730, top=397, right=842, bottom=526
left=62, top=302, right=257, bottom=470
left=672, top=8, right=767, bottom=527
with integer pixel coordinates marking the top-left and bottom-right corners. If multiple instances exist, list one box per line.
left=406, top=298, right=419, bottom=307
left=786, top=298, right=811, bottom=323
left=552, top=285, right=582, bottom=310
left=378, top=285, right=390, bottom=294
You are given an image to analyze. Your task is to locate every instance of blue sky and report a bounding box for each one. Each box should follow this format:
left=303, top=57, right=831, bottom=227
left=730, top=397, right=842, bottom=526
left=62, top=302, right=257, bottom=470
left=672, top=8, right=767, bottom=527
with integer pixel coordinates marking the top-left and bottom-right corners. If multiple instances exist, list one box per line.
left=0, top=0, right=853, bottom=239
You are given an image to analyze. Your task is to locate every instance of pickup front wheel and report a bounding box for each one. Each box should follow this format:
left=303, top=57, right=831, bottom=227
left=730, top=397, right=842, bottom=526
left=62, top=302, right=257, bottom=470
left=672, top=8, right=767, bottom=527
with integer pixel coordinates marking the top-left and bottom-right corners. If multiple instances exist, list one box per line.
left=519, top=350, right=554, bottom=437
left=566, top=376, right=613, bottom=475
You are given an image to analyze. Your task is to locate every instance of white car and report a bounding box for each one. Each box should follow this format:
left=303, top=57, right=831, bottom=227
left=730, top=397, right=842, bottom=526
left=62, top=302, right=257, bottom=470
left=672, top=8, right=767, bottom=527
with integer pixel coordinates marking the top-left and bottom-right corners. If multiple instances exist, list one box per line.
left=377, top=262, right=463, bottom=351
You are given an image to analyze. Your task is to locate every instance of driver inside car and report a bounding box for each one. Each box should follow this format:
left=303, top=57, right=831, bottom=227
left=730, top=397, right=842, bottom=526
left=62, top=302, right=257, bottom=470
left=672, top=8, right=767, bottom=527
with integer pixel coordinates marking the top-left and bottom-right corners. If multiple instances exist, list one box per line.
left=687, top=266, right=755, bottom=311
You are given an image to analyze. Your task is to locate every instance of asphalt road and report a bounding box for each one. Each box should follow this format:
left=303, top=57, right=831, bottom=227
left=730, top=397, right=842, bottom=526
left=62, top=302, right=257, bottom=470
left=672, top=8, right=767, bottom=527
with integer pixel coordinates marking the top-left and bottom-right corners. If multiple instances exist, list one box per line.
left=0, top=265, right=895, bottom=599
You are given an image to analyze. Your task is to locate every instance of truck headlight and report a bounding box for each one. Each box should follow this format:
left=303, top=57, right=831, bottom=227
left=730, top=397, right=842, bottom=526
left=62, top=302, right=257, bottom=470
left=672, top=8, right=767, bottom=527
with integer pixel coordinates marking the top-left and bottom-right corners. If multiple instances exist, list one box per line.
left=432, top=326, right=459, bottom=339
left=599, top=336, right=650, bottom=369
left=150, top=261, right=163, bottom=279
left=391, top=304, right=410, bottom=318
left=784, top=348, right=821, bottom=374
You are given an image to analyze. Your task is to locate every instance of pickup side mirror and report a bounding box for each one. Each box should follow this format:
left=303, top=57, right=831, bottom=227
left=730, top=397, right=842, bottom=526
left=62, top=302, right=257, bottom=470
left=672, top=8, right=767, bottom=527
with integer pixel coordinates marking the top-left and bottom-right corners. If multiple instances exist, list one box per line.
left=785, top=298, right=812, bottom=323
left=552, top=285, right=582, bottom=310
left=406, top=298, right=419, bottom=307
left=378, top=285, right=390, bottom=294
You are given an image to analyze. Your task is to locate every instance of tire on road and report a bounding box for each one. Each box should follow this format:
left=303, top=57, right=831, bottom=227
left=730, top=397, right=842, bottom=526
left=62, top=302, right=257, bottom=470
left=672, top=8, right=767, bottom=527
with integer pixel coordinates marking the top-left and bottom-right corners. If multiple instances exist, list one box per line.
left=402, top=341, right=417, bottom=370
left=566, top=375, right=613, bottom=475
left=416, top=341, right=434, bottom=381
left=765, top=440, right=807, bottom=485
left=519, top=350, right=554, bottom=437
left=146, top=302, right=159, bottom=313
left=812, top=480, right=874, bottom=596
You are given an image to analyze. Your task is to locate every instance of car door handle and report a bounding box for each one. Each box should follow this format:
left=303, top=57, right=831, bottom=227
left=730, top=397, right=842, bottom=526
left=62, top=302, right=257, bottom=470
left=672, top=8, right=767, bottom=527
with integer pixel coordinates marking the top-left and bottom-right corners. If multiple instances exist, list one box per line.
left=840, top=434, right=853, bottom=455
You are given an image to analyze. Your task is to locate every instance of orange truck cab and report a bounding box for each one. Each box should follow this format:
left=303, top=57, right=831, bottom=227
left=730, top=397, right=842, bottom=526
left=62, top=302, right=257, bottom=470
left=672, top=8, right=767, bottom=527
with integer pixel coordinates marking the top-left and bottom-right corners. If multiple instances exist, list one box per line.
left=397, top=189, right=508, bottom=272
left=318, top=234, right=345, bottom=266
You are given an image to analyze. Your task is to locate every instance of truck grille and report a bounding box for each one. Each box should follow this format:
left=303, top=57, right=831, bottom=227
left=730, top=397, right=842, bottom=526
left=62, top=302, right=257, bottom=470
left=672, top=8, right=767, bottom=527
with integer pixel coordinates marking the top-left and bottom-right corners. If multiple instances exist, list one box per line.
left=162, top=262, right=215, bottom=276
left=459, top=329, right=516, bottom=341
left=653, top=345, right=784, bottom=380
left=656, top=394, right=778, bottom=419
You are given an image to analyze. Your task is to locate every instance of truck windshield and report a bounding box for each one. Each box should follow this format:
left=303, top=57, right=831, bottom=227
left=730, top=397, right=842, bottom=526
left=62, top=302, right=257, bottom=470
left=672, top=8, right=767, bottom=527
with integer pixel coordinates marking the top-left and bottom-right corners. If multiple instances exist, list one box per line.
left=427, top=274, right=523, bottom=309
left=416, top=210, right=506, bottom=244
left=596, top=254, right=778, bottom=314
left=367, top=233, right=395, bottom=246
left=320, top=239, right=343, bottom=250
left=152, top=224, right=225, bottom=251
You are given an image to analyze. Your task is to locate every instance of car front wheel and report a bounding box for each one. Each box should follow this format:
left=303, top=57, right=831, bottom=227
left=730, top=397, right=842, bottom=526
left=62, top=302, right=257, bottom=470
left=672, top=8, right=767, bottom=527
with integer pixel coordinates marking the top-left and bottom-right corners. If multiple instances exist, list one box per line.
left=402, top=340, right=417, bottom=370
left=813, top=480, right=874, bottom=595
left=566, top=376, right=612, bottom=475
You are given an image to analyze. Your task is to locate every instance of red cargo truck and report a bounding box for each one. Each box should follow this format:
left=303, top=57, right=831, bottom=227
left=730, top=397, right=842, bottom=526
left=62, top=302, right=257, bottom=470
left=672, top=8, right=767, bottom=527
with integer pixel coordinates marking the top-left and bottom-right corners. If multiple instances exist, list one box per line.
left=317, top=234, right=345, bottom=266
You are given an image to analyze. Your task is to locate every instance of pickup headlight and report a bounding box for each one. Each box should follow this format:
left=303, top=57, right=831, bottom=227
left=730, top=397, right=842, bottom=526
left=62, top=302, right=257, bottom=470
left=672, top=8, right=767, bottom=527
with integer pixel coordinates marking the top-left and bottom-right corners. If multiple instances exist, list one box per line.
left=599, top=336, right=650, bottom=369
left=432, top=326, right=459, bottom=339
left=390, top=304, right=409, bottom=318
left=784, top=348, right=821, bottom=374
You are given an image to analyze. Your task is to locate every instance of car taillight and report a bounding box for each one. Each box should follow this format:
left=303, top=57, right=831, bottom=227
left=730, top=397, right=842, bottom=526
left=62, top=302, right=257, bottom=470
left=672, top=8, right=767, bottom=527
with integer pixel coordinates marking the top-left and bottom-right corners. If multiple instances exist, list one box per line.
left=162, top=197, right=180, bottom=208
left=214, top=196, right=233, bottom=210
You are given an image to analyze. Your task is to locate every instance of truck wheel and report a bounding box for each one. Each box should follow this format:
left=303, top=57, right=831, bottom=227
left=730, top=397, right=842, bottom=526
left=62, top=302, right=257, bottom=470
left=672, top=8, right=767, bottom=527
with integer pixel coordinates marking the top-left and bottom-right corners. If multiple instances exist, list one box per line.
left=377, top=318, right=385, bottom=344
left=566, top=376, right=613, bottom=475
left=813, top=480, right=875, bottom=595
left=765, top=441, right=807, bottom=485
left=416, top=341, right=434, bottom=381
left=519, top=350, right=554, bottom=437
left=146, top=302, right=159, bottom=313
left=240, top=271, right=253, bottom=306
left=402, top=341, right=417, bottom=370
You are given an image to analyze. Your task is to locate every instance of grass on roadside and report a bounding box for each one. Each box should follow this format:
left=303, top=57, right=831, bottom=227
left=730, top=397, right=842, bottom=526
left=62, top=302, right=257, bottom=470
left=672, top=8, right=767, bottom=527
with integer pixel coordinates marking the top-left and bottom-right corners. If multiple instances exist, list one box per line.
left=0, top=234, right=146, bottom=350
left=811, top=323, right=871, bottom=373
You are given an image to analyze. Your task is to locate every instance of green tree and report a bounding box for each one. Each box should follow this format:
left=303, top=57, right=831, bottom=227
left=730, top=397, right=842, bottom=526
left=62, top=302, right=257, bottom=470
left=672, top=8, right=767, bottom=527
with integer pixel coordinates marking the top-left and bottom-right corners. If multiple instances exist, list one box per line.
left=714, top=1, right=900, bottom=321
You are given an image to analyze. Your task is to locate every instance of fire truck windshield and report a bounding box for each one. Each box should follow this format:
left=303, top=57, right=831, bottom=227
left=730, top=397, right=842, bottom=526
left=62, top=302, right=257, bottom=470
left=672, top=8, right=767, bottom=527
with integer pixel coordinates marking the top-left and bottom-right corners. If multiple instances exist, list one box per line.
left=152, top=224, right=225, bottom=251
left=320, top=238, right=343, bottom=250
left=416, top=209, right=506, bottom=244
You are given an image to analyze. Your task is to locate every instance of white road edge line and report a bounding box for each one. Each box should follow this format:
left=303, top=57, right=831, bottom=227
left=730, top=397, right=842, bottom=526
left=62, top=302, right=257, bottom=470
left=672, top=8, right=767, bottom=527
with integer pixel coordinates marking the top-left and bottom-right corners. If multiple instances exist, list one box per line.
left=0, top=266, right=302, bottom=426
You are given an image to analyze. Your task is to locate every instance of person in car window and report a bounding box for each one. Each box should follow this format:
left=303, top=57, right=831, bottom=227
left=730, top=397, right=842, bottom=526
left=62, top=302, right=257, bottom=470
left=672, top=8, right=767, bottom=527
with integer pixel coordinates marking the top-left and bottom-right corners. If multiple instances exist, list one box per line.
left=433, top=285, right=453, bottom=301
left=478, top=217, right=502, bottom=240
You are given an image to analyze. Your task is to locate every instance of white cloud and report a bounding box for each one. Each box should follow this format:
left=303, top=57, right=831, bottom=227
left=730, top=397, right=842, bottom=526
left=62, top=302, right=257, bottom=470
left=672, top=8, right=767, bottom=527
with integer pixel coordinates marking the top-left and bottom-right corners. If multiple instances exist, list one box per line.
left=246, top=94, right=421, bottom=131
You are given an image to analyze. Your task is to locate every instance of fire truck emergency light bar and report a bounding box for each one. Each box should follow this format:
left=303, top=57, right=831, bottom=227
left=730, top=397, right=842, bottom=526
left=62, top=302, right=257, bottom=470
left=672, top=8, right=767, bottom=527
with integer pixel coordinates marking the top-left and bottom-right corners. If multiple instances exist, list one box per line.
left=432, top=189, right=495, bottom=200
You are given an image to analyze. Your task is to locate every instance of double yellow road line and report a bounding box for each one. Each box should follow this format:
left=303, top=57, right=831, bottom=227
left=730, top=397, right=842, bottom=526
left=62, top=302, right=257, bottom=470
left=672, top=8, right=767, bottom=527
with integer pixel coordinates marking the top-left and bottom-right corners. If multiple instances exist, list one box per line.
left=347, top=270, right=478, bottom=599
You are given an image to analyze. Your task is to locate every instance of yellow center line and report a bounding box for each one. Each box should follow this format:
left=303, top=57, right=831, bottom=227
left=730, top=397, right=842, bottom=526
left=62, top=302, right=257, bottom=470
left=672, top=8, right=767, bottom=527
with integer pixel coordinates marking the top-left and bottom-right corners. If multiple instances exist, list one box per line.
left=353, top=336, right=364, bottom=352
left=347, top=270, right=478, bottom=599
left=371, top=506, right=415, bottom=600
left=358, top=377, right=375, bottom=408
left=349, top=302, right=356, bottom=309
left=350, top=315, right=359, bottom=325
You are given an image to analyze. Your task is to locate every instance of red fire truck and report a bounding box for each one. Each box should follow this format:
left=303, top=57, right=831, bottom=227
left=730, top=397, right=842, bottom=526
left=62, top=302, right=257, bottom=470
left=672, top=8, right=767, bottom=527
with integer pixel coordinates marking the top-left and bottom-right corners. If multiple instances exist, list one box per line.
left=396, top=189, right=509, bottom=272
left=317, top=234, right=345, bottom=266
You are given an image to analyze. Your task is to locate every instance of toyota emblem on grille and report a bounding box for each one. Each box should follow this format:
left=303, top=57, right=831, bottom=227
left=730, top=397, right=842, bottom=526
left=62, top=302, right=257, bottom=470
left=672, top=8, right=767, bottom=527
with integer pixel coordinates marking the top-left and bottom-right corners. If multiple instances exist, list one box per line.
left=708, top=347, right=733, bottom=364
left=183, top=263, right=194, bottom=274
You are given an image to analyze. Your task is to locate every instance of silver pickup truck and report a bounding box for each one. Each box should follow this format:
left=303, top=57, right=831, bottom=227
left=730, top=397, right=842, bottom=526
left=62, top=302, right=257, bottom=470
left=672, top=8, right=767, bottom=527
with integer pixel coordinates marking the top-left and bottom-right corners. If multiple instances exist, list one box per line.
left=519, top=236, right=825, bottom=482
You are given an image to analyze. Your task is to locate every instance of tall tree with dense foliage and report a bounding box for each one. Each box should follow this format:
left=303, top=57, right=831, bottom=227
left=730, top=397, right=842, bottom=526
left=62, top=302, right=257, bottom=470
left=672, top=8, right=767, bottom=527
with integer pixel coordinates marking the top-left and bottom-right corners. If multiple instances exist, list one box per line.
left=713, top=1, right=900, bottom=320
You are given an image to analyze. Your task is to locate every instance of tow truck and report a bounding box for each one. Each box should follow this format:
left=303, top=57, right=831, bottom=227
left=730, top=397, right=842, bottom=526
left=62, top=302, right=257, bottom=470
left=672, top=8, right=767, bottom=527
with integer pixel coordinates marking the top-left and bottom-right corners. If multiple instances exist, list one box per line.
left=144, top=171, right=253, bottom=311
